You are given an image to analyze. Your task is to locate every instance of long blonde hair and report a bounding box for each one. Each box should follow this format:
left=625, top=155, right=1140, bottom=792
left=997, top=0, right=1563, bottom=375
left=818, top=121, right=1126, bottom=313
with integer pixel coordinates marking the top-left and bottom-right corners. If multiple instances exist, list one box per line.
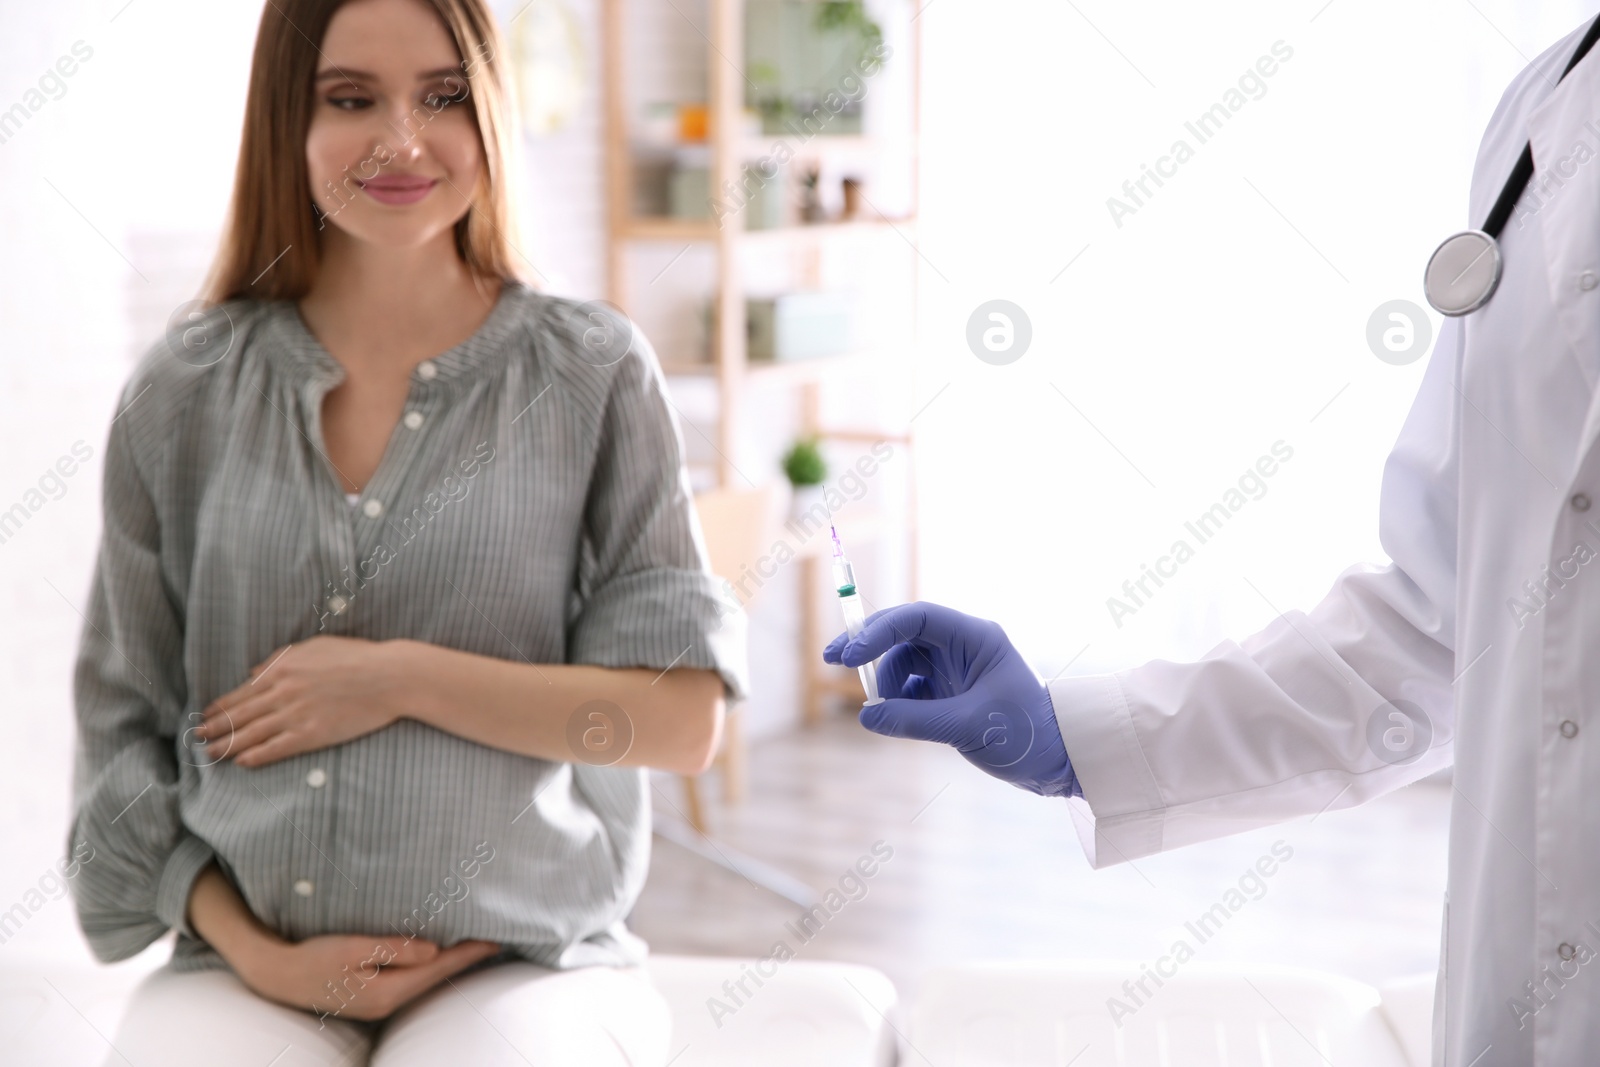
left=198, top=0, right=531, bottom=304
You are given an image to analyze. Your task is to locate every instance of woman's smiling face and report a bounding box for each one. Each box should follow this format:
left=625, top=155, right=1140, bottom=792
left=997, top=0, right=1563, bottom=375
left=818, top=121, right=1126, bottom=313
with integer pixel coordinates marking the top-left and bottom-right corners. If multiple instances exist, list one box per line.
left=305, top=0, right=486, bottom=250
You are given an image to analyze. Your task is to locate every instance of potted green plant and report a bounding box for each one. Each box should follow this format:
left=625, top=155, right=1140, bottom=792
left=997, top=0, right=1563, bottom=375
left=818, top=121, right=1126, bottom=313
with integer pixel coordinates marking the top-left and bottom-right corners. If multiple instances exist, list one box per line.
left=782, top=436, right=828, bottom=521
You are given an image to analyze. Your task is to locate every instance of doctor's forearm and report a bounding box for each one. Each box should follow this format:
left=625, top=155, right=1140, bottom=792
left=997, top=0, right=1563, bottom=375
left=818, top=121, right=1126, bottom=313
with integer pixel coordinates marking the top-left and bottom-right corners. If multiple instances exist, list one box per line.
left=381, top=639, right=725, bottom=775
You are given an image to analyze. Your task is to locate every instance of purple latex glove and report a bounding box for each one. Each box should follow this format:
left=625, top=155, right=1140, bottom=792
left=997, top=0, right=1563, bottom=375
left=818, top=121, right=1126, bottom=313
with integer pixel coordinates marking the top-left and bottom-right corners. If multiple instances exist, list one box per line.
left=823, top=601, right=1078, bottom=798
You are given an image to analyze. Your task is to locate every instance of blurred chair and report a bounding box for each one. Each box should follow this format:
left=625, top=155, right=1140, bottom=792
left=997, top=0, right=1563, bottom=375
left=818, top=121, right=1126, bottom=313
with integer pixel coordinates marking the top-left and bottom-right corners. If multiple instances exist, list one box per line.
left=658, top=483, right=815, bottom=908
left=683, top=483, right=779, bottom=832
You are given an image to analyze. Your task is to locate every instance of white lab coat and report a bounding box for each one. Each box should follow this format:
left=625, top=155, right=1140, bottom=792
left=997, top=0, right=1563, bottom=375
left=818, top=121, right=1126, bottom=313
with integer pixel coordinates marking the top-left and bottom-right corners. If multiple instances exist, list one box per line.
left=1051, top=17, right=1600, bottom=1065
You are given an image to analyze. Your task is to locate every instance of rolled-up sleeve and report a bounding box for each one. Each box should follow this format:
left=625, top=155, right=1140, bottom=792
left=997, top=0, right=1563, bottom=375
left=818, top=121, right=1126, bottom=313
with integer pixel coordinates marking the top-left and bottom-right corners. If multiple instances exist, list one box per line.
left=68, top=394, right=214, bottom=960
left=565, top=328, right=750, bottom=702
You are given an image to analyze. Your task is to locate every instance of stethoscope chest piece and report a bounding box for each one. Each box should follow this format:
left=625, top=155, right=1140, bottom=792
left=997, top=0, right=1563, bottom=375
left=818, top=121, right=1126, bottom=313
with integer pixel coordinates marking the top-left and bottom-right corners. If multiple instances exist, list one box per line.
left=1418, top=12, right=1600, bottom=317
left=1424, top=229, right=1503, bottom=317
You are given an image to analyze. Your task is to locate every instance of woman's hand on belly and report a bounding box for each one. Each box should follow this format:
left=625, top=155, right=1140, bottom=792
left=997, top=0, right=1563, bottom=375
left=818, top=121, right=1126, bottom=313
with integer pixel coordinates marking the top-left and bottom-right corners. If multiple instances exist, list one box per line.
left=196, top=636, right=409, bottom=766
left=248, top=930, right=502, bottom=1022
left=188, top=864, right=501, bottom=1021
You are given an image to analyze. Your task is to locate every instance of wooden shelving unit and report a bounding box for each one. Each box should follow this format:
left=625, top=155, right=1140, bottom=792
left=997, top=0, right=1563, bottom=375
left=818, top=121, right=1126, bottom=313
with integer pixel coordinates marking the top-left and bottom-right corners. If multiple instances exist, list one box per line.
left=601, top=0, right=921, bottom=727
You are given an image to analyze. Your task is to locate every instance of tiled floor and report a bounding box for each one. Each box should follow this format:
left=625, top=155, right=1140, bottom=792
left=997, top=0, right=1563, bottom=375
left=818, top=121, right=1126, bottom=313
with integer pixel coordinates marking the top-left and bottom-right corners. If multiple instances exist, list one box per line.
left=634, top=708, right=1451, bottom=1005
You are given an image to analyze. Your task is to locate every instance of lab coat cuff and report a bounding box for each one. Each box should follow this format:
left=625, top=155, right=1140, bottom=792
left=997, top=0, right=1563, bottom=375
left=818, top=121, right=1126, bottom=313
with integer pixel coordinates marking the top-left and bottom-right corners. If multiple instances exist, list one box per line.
left=154, top=834, right=216, bottom=940
left=1048, top=672, right=1167, bottom=866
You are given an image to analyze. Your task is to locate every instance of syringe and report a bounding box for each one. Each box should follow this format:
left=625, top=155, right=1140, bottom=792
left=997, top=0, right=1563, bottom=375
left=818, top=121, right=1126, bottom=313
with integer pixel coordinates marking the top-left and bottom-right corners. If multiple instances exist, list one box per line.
left=830, top=524, right=884, bottom=705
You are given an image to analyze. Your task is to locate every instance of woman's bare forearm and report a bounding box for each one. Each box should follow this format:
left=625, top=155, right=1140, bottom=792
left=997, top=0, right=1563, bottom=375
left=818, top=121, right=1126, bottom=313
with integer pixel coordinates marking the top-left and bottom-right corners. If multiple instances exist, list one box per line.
left=379, top=639, right=725, bottom=774
left=186, top=864, right=284, bottom=974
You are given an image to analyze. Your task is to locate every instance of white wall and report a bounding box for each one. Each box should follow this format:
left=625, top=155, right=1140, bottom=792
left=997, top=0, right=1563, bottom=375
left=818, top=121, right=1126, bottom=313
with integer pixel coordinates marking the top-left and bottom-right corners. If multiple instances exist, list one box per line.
left=911, top=0, right=1596, bottom=680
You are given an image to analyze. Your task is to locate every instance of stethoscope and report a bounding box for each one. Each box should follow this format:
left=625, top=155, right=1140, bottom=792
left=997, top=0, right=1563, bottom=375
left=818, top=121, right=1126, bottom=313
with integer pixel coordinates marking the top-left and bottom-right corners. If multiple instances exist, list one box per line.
left=1424, top=13, right=1600, bottom=316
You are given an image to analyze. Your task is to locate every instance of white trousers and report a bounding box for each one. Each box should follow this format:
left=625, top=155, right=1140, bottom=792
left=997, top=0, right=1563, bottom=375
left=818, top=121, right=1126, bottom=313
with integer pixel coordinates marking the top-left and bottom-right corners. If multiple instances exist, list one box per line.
left=101, top=960, right=673, bottom=1066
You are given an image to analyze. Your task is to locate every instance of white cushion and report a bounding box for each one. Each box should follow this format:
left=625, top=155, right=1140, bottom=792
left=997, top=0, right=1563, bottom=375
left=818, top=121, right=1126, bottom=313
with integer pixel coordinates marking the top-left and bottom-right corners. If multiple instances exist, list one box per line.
left=1377, top=972, right=1438, bottom=1067
left=646, top=955, right=898, bottom=1066
left=909, top=960, right=1415, bottom=1066
left=0, top=948, right=158, bottom=1067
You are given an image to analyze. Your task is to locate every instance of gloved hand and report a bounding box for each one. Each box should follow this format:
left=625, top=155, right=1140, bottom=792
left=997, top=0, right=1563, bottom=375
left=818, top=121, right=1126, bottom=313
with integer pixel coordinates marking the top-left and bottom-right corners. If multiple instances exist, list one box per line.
left=823, top=601, right=1078, bottom=798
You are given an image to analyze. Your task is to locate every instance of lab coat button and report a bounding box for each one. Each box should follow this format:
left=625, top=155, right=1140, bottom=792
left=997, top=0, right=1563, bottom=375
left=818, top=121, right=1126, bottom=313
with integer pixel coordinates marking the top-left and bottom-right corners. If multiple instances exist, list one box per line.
left=403, top=411, right=424, bottom=430
left=417, top=360, right=438, bottom=380
left=1561, top=720, right=1579, bottom=738
left=306, top=768, right=328, bottom=788
left=293, top=879, right=315, bottom=897
left=1581, top=271, right=1599, bottom=291
left=1572, top=493, right=1591, bottom=512
left=363, top=498, right=384, bottom=518
left=1561, top=942, right=1578, bottom=961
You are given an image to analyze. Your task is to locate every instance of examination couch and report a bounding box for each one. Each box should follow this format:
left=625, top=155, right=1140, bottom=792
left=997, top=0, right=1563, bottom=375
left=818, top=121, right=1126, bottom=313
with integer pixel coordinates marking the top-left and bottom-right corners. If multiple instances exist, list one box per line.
left=4, top=949, right=1439, bottom=1065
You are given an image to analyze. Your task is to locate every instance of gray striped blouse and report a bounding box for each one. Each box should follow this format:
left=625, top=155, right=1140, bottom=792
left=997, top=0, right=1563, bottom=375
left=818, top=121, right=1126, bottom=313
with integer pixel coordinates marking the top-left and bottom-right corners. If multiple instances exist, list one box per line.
left=67, top=279, right=749, bottom=973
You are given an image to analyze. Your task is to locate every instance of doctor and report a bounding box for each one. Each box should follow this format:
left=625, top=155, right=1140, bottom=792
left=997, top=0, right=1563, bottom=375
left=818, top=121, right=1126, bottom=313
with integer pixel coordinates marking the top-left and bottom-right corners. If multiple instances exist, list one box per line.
left=826, top=15, right=1600, bottom=1065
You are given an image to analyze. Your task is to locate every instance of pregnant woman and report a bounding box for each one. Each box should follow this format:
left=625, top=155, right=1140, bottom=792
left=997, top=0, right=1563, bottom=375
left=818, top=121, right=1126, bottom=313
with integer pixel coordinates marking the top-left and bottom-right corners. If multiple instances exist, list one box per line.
left=67, top=0, right=746, bottom=1063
